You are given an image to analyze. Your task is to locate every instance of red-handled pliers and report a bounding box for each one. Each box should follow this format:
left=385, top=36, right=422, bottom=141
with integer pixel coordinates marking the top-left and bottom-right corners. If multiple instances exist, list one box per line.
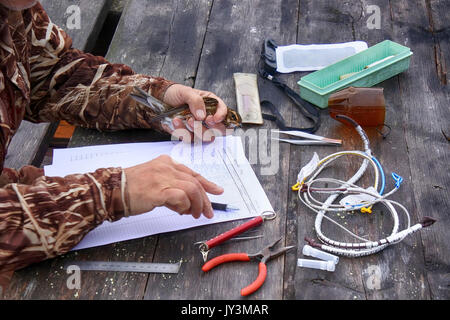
left=201, top=238, right=294, bottom=296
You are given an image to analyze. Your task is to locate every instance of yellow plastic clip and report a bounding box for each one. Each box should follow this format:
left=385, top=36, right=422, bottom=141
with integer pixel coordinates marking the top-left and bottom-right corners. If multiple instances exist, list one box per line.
left=292, top=182, right=301, bottom=191
left=361, top=206, right=373, bottom=214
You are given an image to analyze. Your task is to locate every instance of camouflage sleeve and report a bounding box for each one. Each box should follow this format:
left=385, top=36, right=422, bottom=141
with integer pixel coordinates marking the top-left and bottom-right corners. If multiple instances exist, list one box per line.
left=0, top=166, right=45, bottom=187
left=0, top=166, right=129, bottom=273
left=27, top=2, right=175, bottom=132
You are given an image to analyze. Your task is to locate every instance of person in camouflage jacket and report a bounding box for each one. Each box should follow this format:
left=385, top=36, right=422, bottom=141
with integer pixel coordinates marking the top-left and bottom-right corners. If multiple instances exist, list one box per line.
left=0, top=0, right=226, bottom=275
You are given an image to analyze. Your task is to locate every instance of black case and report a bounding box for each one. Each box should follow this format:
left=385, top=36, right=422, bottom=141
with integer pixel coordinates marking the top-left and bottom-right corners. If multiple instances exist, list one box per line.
left=261, top=39, right=278, bottom=74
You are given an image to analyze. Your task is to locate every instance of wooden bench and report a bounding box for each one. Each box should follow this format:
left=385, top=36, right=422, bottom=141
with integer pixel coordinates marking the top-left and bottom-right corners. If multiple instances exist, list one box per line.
left=4, top=0, right=449, bottom=300
left=4, top=0, right=111, bottom=169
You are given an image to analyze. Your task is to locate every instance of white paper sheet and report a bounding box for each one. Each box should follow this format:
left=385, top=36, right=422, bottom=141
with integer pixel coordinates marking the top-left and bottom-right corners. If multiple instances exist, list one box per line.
left=45, top=136, right=273, bottom=250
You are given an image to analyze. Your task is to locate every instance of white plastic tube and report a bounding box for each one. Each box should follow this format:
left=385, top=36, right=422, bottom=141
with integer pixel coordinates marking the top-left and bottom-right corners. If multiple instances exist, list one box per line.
left=302, top=245, right=339, bottom=264
left=297, top=258, right=336, bottom=272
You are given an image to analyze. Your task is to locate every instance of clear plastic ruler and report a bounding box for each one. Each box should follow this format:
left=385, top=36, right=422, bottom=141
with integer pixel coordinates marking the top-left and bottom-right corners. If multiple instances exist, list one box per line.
left=67, top=261, right=182, bottom=274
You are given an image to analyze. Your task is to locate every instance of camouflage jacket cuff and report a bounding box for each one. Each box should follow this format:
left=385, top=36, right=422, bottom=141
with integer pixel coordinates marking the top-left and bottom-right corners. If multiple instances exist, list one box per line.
left=148, top=77, right=176, bottom=102
left=86, top=167, right=130, bottom=222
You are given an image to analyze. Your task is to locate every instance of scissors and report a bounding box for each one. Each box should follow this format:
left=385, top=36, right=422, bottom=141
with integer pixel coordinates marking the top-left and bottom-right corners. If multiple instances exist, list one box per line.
left=202, top=237, right=295, bottom=296
left=272, top=129, right=342, bottom=146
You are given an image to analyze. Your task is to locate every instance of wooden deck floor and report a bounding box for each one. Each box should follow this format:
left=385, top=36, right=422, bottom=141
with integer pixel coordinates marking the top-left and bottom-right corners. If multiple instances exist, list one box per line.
left=3, top=0, right=449, bottom=300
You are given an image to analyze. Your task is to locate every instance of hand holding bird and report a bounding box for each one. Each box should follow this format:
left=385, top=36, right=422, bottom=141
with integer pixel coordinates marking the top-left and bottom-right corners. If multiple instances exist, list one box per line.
left=130, top=84, right=241, bottom=142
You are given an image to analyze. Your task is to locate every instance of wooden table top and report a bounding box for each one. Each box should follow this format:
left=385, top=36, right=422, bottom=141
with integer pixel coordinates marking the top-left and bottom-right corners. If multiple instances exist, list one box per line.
left=4, top=0, right=449, bottom=300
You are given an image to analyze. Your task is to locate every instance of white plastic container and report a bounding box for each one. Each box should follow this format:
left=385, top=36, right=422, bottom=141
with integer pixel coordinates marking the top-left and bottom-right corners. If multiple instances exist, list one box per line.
left=302, top=245, right=339, bottom=264
left=297, top=258, right=336, bottom=272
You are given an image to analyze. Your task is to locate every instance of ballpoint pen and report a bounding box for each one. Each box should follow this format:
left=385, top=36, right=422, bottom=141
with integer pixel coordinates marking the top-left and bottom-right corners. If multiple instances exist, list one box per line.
left=211, top=202, right=240, bottom=212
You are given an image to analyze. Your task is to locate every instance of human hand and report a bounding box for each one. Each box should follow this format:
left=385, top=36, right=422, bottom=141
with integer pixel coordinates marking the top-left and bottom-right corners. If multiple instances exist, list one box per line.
left=162, top=84, right=228, bottom=141
left=124, top=155, right=224, bottom=219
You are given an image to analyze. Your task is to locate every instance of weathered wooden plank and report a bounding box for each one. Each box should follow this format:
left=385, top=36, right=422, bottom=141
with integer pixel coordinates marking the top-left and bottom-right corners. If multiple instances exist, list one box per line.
left=388, top=0, right=450, bottom=300
left=351, top=0, right=431, bottom=300
left=3, top=0, right=113, bottom=299
left=4, top=121, right=57, bottom=169
left=426, top=0, right=449, bottom=86
left=288, top=0, right=368, bottom=300
left=5, top=0, right=111, bottom=170
left=106, top=0, right=209, bottom=85
left=41, top=0, right=112, bottom=52
left=144, top=0, right=298, bottom=300
left=291, top=0, right=435, bottom=300
left=289, top=0, right=445, bottom=300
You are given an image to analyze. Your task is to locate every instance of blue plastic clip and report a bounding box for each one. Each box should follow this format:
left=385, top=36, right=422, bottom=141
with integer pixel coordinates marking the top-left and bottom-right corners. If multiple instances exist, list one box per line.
left=391, top=173, right=403, bottom=189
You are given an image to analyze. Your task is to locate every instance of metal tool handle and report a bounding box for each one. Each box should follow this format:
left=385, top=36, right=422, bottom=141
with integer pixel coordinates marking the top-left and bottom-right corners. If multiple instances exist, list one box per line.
left=204, top=216, right=264, bottom=250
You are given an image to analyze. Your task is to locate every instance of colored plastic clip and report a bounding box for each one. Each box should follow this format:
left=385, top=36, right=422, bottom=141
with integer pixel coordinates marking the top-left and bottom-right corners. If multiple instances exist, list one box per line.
left=361, top=206, right=373, bottom=214
left=292, top=182, right=301, bottom=191
left=392, top=172, right=403, bottom=189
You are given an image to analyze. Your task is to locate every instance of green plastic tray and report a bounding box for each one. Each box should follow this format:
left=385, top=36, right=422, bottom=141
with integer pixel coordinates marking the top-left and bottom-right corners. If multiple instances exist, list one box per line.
left=298, top=40, right=413, bottom=108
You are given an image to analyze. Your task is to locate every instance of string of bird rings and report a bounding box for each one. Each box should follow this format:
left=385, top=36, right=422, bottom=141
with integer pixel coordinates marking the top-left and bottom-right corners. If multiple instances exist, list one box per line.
left=292, top=115, right=436, bottom=258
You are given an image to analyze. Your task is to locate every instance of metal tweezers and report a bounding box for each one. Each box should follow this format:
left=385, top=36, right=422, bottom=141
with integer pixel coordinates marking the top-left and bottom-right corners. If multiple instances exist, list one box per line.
left=271, top=130, right=342, bottom=146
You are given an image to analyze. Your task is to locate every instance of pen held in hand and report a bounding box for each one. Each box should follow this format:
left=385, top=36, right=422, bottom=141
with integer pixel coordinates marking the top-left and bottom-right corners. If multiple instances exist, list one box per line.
left=211, top=202, right=240, bottom=212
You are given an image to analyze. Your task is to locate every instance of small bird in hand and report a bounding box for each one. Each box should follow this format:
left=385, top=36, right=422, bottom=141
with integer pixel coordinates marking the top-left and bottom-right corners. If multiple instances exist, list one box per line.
left=130, top=86, right=242, bottom=132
